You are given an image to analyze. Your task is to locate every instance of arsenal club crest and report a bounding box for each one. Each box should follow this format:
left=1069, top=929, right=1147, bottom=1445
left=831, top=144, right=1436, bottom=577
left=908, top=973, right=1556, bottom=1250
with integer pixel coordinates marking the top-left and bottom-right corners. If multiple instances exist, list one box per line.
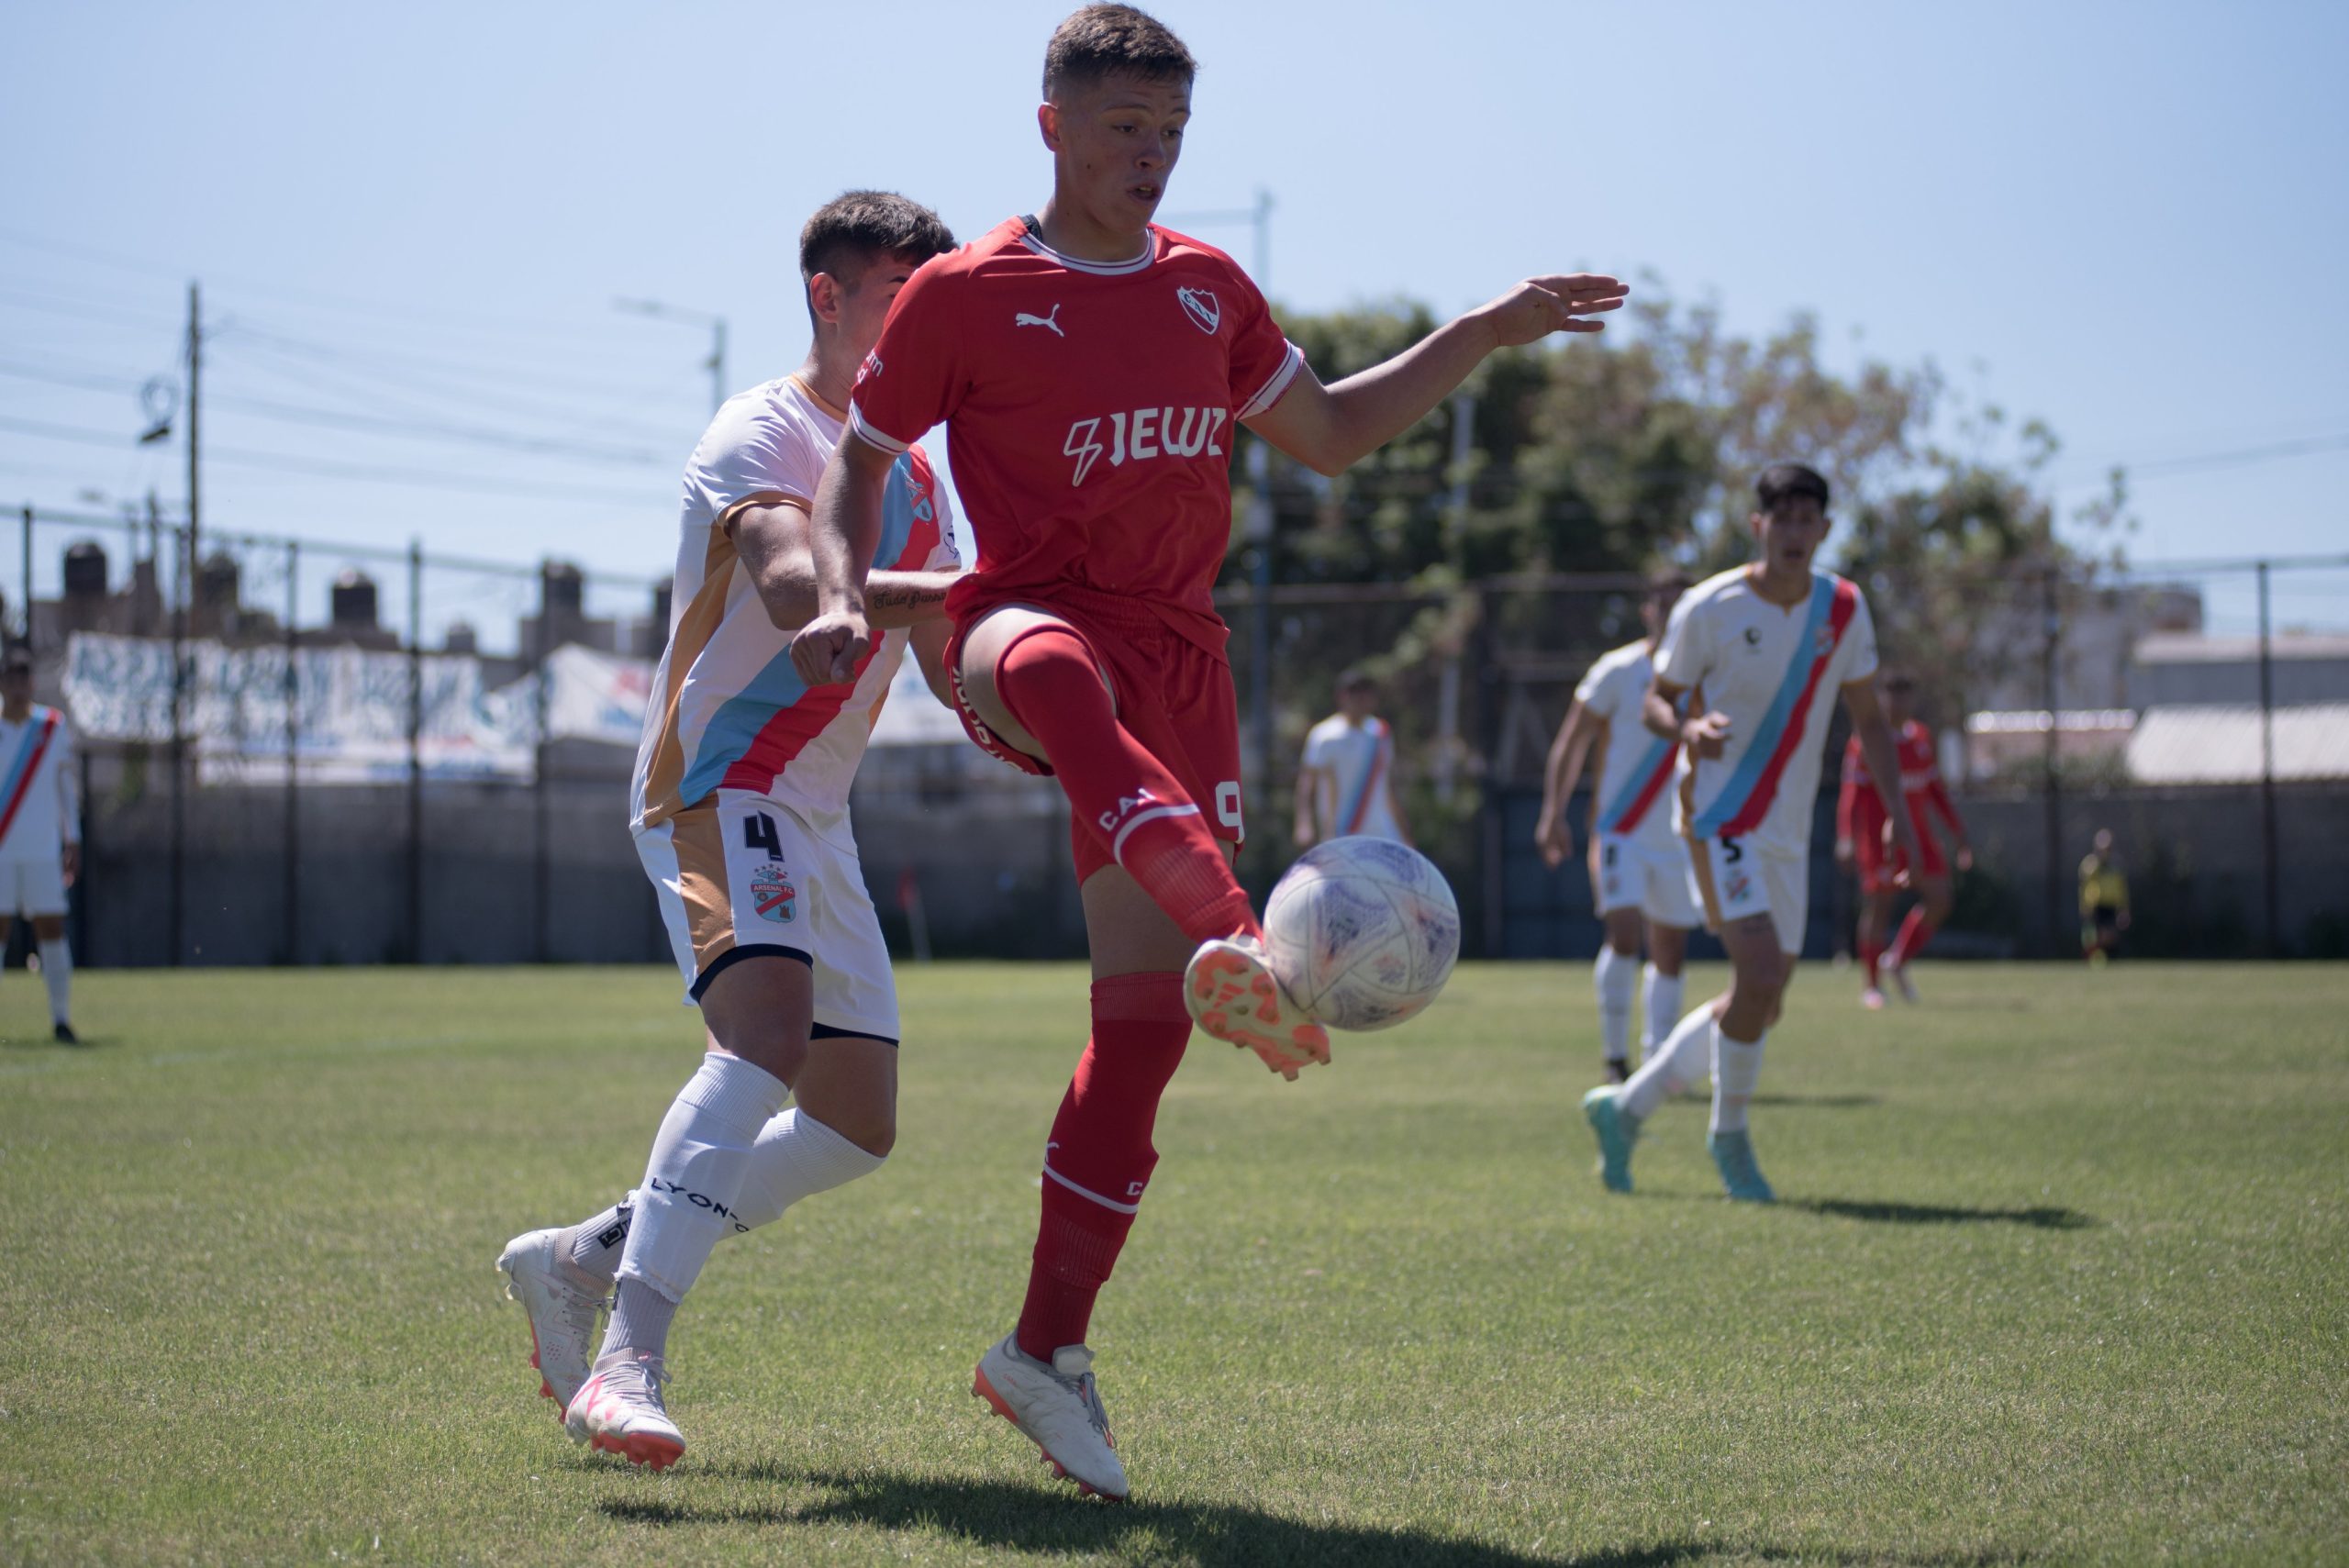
left=750, top=863, right=797, bottom=924
left=1176, top=285, right=1220, bottom=335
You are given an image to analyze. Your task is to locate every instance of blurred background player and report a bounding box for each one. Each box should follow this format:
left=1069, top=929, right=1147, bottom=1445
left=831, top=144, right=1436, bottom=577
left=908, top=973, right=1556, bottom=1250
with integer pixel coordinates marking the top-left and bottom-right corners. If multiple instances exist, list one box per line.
left=495, top=193, right=963, bottom=1471
left=2080, top=828, right=2131, bottom=965
left=1534, top=572, right=1695, bottom=1082
left=790, top=4, right=1627, bottom=1500
left=1295, top=668, right=1411, bottom=848
left=0, top=648, right=80, bottom=1043
left=1581, top=465, right=1919, bottom=1203
left=1836, top=668, right=1971, bottom=1006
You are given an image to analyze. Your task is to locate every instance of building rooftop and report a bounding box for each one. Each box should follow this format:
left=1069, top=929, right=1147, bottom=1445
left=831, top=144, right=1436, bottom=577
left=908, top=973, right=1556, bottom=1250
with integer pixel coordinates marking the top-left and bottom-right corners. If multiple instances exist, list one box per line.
left=2125, top=703, right=2349, bottom=784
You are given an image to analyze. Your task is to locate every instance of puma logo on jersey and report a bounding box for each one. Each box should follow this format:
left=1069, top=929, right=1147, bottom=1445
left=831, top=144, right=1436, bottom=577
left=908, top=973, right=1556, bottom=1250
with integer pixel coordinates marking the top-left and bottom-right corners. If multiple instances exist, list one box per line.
left=1063, top=406, right=1230, bottom=486
left=1176, top=286, right=1220, bottom=334
left=1016, top=304, right=1065, bottom=337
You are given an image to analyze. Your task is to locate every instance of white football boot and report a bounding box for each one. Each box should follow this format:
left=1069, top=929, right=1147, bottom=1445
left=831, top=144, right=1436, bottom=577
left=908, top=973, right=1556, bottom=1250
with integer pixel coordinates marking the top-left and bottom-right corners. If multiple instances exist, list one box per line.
left=973, top=1335, right=1128, bottom=1500
left=495, top=1229, right=608, bottom=1421
left=565, top=1351, right=685, bottom=1470
left=1185, top=935, right=1330, bottom=1080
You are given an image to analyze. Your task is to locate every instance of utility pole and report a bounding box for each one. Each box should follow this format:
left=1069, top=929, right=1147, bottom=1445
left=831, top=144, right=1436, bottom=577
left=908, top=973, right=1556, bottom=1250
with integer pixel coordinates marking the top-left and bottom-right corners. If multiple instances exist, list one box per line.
left=614, top=298, right=729, bottom=414
left=185, top=283, right=201, bottom=595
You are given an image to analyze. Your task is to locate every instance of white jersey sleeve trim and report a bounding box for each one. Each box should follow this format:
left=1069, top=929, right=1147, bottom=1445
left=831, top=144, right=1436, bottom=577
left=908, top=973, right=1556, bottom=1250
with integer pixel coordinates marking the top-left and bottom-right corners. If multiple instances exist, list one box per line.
left=845, top=404, right=911, bottom=456
left=1236, top=340, right=1306, bottom=420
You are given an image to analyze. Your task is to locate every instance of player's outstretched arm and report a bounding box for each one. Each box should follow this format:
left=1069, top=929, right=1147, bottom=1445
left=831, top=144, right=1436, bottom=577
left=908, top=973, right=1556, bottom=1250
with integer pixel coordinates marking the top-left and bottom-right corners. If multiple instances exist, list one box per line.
left=1244, top=275, right=1627, bottom=477
left=1534, top=701, right=1600, bottom=869
left=791, top=434, right=894, bottom=684
left=1844, top=681, right=1924, bottom=866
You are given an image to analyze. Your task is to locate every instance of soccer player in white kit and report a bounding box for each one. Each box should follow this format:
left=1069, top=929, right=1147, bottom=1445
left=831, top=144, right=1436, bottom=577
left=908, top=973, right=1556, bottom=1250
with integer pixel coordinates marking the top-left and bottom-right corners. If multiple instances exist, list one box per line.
left=1582, top=466, right=1918, bottom=1201
left=1534, top=573, right=1696, bottom=1083
left=1294, top=669, right=1411, bottom=848
left=495, top=194, right=963, bottom=1470
left=0, top=649, right=81, bottom=1043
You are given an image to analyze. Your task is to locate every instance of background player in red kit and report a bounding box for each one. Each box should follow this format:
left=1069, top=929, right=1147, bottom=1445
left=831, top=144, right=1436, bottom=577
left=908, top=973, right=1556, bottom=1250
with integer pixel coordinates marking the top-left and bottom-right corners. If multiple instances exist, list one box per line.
left=792, top=4, right=1628, bottom=1500
left=1837, top=669, right=1971, bottom=1006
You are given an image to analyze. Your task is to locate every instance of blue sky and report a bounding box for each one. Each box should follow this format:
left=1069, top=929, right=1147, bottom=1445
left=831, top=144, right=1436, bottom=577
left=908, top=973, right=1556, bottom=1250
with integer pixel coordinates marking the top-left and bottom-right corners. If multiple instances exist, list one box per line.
left=3, top=0, right=2343, bottom=642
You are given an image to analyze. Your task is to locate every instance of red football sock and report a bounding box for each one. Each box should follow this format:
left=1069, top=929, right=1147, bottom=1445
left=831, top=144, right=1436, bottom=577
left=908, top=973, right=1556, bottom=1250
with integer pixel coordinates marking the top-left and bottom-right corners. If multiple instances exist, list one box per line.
left=1888, top=906, right=1938, bottom=968
left=1860, top=937, right=1882, bottom=988
left=1017, top=973, right=1191, bottom=1361
left=993, top=626, right=1256, bottom=945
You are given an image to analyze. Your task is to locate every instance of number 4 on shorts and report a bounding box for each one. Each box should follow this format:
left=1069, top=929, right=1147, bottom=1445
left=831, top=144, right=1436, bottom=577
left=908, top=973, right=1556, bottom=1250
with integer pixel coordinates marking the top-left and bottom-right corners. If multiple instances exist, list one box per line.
left=742, top=812, right=783, bottom=862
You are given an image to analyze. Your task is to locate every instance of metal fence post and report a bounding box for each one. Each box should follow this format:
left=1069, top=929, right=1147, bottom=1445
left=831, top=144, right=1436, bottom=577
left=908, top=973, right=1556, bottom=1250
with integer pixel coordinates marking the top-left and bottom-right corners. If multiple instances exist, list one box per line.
left=168, top=519, right=187, bottom=967
left=18, top=504, right=30, bottom=647
left=406, top=539, right=424, bottom=963
left=2257, top=560, right=2279, bottom=956
left=533, top=562, right=551, bottom=964
left=2040, top=565, right=2064, bottom=958
left=283, top=541, right=300, bottom=965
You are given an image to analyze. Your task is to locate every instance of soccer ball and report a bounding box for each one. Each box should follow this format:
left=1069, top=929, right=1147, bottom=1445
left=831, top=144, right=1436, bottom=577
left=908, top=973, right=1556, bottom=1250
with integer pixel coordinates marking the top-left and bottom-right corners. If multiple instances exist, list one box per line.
left=1264, top=837, right=1461, bottom=1032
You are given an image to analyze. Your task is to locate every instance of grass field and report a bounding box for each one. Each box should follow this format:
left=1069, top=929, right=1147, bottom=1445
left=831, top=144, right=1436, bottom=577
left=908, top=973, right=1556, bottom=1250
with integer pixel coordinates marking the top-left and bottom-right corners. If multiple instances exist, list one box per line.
left=0, top=961, right=2342, bottom=1565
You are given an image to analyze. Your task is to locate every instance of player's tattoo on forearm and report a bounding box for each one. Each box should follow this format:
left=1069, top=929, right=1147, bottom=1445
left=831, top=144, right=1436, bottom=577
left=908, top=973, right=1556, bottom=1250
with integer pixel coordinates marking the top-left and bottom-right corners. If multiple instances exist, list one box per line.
left=866, top=580, right=949, bottom=613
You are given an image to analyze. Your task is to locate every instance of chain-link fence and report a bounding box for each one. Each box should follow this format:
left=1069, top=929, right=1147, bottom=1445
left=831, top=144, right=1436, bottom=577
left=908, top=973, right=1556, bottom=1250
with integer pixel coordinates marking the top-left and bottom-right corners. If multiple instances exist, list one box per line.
left=16, top=498, right=2346, bottom=966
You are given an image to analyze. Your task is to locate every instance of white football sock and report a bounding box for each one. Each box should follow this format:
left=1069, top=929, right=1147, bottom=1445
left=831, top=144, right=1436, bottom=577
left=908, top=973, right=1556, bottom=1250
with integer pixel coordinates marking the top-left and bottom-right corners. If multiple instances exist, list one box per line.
left=1593, top=947, right=1636, bottom=1063
left=1641, top=964, right=1683, bottom=1053
left=37, top=937, right=71, bottom=1025
left=1620, top=1001, right=1717, bottom=1121
left=729, top=1107, right=887, bottom=1231
left=600, top=1051, right=787, bottom=1360
left=566, top=1197, right=634, bottom=1278
left=1710, top=1026, right=1766, bottom=1134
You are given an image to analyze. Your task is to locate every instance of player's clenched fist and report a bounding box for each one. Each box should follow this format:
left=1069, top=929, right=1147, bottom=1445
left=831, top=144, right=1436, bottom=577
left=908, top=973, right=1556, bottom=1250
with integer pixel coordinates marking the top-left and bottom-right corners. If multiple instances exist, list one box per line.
left=790, top=610, right=872, bottom=686
left=1476, top=273, right=1630, bottom=349
left=1681, top=709, right=1734, bottom=761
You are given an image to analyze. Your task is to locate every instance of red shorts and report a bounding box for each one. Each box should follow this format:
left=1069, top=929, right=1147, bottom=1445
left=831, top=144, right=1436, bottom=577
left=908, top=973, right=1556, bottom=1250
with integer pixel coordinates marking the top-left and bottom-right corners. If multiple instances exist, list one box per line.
left=1855, top=807, right=1948, bottom=892
left=945, top=584, right=1244, bottom=883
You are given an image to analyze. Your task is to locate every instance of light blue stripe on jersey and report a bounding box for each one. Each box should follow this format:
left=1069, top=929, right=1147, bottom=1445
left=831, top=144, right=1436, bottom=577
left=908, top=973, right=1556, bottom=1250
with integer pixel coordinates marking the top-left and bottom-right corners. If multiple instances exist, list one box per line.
left=1691, top=574, right=1834, bottom=837
left=0, top=707, right=50, bottom=813
left=674, top=457, right=924, bottom=806
left=1333, top=722, right=1384, bottom=831
left=1597, top=732, right=1675, bottom=833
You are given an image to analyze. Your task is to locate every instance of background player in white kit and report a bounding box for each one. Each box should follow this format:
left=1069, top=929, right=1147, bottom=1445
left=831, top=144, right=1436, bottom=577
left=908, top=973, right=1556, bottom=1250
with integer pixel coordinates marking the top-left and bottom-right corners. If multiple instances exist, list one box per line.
left=495, top=194, right=963, bottom=1470
left=1294, top=668, right=1412, bottom=848
left=1582, top=466, right=1918, bottom=1201
left=1534, top=573, right=1696, bottom=1083
left=0, top=649, right=81, bottom=1043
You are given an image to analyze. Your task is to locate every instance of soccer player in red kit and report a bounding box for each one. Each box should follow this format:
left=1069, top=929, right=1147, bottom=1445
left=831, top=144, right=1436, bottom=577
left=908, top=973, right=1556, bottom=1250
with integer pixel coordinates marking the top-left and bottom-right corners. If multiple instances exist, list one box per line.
left=791, top=4, right=1627, bottom=1499
left=1837, top=669, right=1970, bottom=1006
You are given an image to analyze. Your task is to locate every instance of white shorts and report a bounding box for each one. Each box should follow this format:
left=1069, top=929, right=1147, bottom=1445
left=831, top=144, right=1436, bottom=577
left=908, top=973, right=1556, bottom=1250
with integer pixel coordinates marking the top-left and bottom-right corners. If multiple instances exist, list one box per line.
left=1595, top=832, right=1698, bottom=928
left=1689, top=834, right=1808, bottom=955
left=633, top=788, right=899, bottom=1043
left=0, top=856, right=67, bottom=919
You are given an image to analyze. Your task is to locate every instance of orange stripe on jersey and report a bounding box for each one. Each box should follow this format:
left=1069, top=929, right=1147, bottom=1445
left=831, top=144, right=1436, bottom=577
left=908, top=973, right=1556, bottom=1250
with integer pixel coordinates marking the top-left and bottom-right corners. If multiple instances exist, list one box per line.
left=639, top=526, right=740, bottom=826
left=669, top=802, right=737, bottom=974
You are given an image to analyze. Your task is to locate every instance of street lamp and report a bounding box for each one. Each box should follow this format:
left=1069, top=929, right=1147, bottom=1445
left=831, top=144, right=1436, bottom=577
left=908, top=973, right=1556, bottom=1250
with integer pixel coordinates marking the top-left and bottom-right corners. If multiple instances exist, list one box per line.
left=613, top=298, right=729, bottom=416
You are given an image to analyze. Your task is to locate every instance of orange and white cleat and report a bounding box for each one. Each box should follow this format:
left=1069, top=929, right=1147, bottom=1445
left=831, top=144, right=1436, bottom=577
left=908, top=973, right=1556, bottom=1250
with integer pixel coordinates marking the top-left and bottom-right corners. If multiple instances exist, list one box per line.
left=973, top=1335, right=1127, bottom=1500
left=564, top=1351, right=685, bottom=1471
left=1184, top=935, right=1330, bottom=1081
left=496, top=1228, right=607, bottom=1422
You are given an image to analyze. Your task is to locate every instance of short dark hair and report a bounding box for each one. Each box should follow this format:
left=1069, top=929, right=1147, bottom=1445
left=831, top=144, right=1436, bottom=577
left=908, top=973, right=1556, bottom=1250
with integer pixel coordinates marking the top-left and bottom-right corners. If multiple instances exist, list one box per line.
left=1336, top=667, right=1377, bottom=695
left=0, top=646, right=32, bottom=674
left=1043, top=5, right=1197, bottom=97
left=1755, top=462, right=1830, bottom=514
left=1881, top=667, right=1918, bottom=694
left=1644, top=568, right=1693, bottom=603
left=798, top=191, right=955, bottom=303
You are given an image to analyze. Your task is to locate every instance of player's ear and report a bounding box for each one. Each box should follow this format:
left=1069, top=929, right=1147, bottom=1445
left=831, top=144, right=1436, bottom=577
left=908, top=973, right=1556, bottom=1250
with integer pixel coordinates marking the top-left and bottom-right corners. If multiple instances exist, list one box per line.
left=807, top=272, right=842, bottom=328
left=1038, top=100, right=1062, bottom=151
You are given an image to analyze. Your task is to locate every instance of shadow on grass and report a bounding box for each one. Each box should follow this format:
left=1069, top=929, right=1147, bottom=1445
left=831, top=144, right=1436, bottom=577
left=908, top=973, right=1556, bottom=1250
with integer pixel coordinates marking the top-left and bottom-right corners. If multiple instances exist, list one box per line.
left=1748, top=1093, right=1880, bottom=1108
left=1797, top=1197, right=2095, bottom=1229
left=601, top=1473, right=2039, bottom=1565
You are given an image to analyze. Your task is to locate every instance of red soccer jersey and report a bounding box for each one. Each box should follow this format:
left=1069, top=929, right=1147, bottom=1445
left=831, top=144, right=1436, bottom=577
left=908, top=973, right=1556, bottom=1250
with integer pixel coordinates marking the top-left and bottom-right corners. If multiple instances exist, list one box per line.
left=846, top=217, right=1305, bottom=654
left=1840, top=718, right=1962, bottom=848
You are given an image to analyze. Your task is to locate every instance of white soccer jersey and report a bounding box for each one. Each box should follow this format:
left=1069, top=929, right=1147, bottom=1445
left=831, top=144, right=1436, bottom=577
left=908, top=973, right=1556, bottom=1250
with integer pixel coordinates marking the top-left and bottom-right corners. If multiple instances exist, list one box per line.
left=0, top=704, right=79, bottom=862
left=1573, top=640, right=1679, bottom=855
left=630, top=375, right=958, bottom=832
left=1656, top=566, right=1877, bottom=861
left=1302, top=714, right=1402, bottom=841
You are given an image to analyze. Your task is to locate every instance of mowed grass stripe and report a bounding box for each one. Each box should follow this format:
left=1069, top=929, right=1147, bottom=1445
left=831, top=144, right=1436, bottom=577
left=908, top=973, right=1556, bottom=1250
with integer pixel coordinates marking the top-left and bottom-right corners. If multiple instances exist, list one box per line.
left=0, top=962, right=2341, bottom=1565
